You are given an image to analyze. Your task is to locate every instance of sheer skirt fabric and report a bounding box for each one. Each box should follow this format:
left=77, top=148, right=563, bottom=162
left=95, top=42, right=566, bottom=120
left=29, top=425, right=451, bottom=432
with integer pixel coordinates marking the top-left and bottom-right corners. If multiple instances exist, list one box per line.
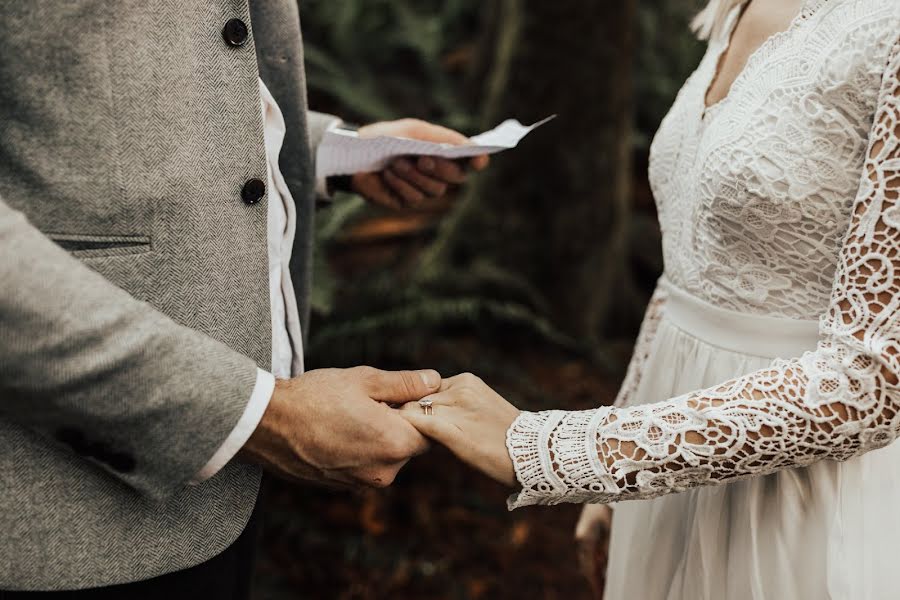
left=604, top=279, right=900, bottom=600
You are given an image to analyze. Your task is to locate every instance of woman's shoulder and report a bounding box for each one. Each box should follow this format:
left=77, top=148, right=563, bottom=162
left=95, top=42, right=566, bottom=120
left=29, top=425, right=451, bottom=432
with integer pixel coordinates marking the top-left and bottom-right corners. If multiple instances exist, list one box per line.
left=818, top=0, right=899, bottom=42
left=831, top=0, right=900, bottom=19
left=813, top=0, right=899, bottom=77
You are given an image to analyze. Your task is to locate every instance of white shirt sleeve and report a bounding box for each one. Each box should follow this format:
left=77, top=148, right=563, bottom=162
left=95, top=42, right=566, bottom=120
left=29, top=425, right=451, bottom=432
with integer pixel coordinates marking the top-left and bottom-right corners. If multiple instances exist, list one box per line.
left=189, top=368, right=275, bottom=484
left=315, top=120, right=345, bottom=197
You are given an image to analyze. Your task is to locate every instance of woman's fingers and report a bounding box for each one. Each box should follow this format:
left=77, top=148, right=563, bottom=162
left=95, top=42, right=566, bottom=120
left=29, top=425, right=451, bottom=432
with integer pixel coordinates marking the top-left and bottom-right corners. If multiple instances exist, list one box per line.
left=398, top=409, right=437, bottom=437
left=398, top=399, right=460, bottom=445
left=438, top=372, right=480, bottom=391
left=397, top=378, right=519, bottom=487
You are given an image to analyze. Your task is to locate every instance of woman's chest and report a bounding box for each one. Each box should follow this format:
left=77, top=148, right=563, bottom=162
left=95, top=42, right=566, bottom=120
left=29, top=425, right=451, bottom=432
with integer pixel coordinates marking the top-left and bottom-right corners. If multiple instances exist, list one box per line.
left=647, top=0, right=894, bottom=315
left=651, top=5, right=887, bottom=208
left=704, top=0, right=806, bottom=109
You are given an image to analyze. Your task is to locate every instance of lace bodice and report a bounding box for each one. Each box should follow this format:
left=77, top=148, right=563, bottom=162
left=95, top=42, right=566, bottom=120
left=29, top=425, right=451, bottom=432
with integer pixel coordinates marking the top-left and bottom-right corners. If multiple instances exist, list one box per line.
left=506, top=0, right=900, bottom=508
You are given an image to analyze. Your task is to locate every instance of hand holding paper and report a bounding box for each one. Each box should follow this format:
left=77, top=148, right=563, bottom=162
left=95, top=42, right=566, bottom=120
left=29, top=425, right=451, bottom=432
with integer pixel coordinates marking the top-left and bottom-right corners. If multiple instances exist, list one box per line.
left=317, top=116, right=556, bottom=178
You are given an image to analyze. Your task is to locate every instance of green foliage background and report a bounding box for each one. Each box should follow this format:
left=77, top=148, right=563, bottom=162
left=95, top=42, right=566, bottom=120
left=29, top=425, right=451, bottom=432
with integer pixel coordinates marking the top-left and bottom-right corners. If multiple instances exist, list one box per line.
left=300, top=1, right=704, bottom=139
left=298, top=0, right=705, bottom=372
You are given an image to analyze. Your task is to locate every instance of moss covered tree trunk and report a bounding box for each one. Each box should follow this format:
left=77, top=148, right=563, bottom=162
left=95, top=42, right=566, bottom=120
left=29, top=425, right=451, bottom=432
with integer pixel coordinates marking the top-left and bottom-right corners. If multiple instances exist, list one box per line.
left=425, top=0, right=638, bottom=344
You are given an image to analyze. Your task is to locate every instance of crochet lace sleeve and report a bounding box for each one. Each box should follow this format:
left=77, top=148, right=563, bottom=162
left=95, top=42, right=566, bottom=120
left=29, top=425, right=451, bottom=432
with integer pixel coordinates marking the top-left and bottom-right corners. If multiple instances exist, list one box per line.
left=506, top=40, right=900, bottom=509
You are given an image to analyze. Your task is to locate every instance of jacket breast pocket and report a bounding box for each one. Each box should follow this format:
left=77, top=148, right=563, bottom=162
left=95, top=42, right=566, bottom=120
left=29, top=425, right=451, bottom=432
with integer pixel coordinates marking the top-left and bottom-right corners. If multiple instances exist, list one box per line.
left=46, top=233, right=152, bottom=259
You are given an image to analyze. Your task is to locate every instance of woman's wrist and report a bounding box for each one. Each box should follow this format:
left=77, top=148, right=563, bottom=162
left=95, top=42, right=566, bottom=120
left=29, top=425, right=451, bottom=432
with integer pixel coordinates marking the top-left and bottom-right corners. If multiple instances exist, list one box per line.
left=505, top=408, right=620, bottom=510
left=505, top=410, right=564, bottom=509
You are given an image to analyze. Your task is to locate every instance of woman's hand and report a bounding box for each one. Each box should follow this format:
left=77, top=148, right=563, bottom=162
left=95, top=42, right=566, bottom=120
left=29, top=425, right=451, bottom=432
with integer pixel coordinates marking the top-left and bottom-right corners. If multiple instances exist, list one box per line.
left=398, top=373, right=521, bottom=487
left=575, top=504, right=613, bottom=599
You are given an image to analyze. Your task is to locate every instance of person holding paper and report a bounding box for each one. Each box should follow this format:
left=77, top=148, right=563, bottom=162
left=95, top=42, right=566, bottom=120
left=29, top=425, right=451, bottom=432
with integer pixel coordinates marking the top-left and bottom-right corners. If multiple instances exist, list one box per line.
left=341, top=120, right=489, bottom=209
left=393, top=0, right=900, bottom=599
left=0, top=2, right=486, bottom=597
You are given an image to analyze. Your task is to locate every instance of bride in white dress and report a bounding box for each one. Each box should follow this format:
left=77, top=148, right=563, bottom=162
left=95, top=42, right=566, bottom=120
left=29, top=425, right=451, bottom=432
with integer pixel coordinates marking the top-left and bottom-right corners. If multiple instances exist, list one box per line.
left=398, top=0, right=900, bottom=598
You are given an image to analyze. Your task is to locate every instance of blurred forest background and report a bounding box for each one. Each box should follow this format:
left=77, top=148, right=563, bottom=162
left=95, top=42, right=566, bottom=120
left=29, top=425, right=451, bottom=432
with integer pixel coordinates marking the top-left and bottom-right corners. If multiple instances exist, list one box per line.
left=254, top=1, right=706, bottom=598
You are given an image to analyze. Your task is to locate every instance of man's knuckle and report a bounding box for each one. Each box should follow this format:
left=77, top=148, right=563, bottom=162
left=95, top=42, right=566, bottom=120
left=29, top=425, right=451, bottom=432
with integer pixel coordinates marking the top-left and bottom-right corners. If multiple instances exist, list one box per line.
left=353, top=365, right=375, bottom=378
left=386, top=443, right=410, bottom=463
left=373, top=469, right=397, bottom=488
left=377, top=428, right=408, bottom=459
left=398, top=118, right=424, bottom=134
left=353, top=366, right=380, bottom=386
left=460, top=372, right=482, bottom=386
left=370, top=461, right=402, bottom=486
left=442, top=163, right=463, bottom=179
left=369, top=474, right=391, bottom=488
left=401, top=371, right=423, bottom=395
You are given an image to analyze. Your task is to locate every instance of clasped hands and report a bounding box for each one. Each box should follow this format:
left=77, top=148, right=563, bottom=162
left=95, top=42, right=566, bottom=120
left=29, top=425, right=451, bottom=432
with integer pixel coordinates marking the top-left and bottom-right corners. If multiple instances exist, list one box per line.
left=241, top=369, right=520, bottom=490
left=240, top=118, right=514, bottom=490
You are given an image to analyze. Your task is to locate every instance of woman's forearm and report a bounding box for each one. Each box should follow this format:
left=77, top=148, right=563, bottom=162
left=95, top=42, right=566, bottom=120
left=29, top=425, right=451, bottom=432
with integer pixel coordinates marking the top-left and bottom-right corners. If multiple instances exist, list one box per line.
left=506, top=344, right=898, bottom=508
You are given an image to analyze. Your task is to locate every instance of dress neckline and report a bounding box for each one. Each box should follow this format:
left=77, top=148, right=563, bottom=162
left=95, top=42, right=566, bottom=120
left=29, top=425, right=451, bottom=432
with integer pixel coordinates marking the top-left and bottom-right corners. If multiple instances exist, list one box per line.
left=701, top=0, right=830, bottom=123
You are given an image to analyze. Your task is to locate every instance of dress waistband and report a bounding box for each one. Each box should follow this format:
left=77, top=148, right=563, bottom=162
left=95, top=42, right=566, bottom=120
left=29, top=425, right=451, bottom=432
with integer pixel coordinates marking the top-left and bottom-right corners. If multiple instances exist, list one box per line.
left=658, top=276, right=820, bottom=359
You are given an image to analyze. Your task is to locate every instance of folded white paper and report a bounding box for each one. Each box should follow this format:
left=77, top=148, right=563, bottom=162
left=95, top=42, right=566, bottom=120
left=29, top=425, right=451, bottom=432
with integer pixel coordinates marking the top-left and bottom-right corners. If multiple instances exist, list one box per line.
left=316, top=115, right=556, bottom=177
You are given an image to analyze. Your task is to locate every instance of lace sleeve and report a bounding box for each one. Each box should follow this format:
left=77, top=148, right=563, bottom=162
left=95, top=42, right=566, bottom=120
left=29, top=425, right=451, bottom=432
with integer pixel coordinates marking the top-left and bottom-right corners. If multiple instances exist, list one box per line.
left=506, top=40, right=900, bottom=509
left=612, top=283, right=668, bottom=409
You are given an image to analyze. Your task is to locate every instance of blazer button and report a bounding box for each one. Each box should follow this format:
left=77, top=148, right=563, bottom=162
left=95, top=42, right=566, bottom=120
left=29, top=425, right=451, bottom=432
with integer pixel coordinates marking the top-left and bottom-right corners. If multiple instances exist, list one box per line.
left=222, top=18, right=250, bottom=47
left=241, top=179, right=266, bottom=205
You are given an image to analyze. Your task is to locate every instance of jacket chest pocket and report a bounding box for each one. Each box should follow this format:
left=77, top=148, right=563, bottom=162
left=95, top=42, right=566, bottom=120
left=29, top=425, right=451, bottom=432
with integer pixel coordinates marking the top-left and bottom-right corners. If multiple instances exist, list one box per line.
left=45, top=233, right=153, bottom=259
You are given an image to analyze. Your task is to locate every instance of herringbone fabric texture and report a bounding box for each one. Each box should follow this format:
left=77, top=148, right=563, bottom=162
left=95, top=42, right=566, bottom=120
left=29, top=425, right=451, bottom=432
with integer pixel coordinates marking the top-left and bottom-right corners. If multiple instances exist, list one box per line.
left=0, top=0, right=329, bottom=590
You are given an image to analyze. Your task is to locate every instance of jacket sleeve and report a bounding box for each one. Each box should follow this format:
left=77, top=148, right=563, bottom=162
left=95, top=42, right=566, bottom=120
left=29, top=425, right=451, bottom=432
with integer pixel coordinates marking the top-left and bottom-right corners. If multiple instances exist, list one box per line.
left=0, top=198, right=259, bottom=502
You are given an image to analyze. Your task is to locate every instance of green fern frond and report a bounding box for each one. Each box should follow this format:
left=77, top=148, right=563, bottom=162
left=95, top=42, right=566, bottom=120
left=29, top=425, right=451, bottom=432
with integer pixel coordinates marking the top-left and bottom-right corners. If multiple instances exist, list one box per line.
left=309, top=295, right=577, bottom=355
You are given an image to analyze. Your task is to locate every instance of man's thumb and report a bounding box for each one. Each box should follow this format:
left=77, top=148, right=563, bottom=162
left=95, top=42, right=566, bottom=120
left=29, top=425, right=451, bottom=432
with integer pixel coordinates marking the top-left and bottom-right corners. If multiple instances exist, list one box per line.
left=367, top=368, right=441, bottom=402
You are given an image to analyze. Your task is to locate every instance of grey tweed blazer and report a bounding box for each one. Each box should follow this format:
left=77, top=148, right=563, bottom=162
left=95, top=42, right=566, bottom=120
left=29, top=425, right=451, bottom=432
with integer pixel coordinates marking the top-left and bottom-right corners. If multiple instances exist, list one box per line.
left=0, top=0, right=336, bottom=590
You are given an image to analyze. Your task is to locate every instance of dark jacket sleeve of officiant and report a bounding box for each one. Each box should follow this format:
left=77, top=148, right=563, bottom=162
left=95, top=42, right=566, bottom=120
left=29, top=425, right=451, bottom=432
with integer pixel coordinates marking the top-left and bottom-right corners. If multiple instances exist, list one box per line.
left=0, top=0, right=334, bottom=591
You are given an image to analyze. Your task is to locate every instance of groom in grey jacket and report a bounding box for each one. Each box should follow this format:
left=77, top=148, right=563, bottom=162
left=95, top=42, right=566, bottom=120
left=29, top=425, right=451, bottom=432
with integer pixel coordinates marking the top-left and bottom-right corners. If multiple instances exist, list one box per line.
left=0, top=1, right=486, bottom=596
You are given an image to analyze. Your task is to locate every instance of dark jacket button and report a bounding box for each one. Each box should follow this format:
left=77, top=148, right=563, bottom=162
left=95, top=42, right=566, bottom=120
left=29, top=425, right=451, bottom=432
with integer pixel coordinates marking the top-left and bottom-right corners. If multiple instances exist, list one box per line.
left=222, top=18, right=250, bottom=47
left=241, top=178, right=266, bottom=205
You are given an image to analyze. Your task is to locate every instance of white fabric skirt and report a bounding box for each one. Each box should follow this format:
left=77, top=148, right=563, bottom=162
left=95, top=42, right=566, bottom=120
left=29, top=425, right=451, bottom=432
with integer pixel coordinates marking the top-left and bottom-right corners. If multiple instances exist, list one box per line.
left=604, top=278, right=900, bottom=600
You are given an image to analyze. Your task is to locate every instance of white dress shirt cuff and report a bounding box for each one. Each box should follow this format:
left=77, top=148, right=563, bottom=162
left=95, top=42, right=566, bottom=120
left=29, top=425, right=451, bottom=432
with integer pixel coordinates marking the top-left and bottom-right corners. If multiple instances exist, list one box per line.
left=315, top=119, right=345, bottom=197
left=190, top=368, right=275, bottom=484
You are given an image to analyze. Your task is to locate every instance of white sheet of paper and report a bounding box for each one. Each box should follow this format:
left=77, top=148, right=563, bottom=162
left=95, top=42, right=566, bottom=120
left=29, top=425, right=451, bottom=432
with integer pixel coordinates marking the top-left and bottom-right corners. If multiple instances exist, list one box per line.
left=316, top=115, right=556, bottom=178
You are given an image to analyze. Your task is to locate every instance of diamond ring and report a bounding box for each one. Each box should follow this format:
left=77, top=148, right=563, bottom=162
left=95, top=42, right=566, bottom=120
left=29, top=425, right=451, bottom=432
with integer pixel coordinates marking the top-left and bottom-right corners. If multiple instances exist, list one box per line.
left=419, top=397, right=434, bottom=416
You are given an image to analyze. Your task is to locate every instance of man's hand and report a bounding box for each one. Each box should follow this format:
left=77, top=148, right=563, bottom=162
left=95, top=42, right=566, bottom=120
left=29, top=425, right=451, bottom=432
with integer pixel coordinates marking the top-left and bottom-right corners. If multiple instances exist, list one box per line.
left=240, top=366, right=440, bottom=488
left=351, top=119, right=490, bottom=210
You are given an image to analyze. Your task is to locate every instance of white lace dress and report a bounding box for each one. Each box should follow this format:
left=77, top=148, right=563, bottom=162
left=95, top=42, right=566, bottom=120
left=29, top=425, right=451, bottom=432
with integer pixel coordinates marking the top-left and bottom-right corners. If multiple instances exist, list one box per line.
left=504, top=1, right=900, bottom=598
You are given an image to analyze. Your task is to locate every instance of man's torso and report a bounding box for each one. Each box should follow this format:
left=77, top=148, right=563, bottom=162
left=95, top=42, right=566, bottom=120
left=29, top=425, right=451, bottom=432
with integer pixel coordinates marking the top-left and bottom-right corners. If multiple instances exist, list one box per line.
left=0, top=0, right=314, bottom=589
